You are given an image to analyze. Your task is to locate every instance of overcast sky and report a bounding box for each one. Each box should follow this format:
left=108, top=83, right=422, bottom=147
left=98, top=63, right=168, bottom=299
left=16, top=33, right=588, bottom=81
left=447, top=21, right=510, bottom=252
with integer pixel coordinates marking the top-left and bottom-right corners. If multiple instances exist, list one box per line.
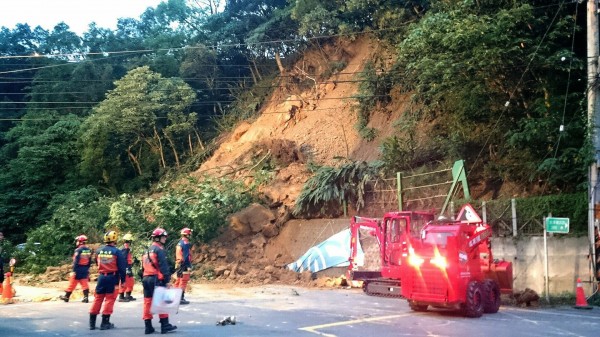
left=0, top=0, right=165, bottom=35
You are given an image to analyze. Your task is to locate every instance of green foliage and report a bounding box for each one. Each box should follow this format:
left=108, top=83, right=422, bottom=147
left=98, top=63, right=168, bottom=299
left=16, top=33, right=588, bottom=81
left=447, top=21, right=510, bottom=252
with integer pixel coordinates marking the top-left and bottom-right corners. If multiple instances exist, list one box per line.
left=321, top=60, right=348, bottom=80
left=18, top=174, right=254, bottom=273
left=392, top=1, right=587, bottom=191
left=354, top=61, right=391, bottom=140
left=482, top=193, right=588, bottom=235
left=22, top=187, right=111, bottom=272
left=291, top=1, right=341, bottom=37
left=516, top=193, right=588, bottom=235
left=143, top=176, right=254, bottom=243
left=0, top=112, right=83, bottom=242
left=213, top=75, right=278, bottom=135
left=245, top=6, right=301, bottom=62
left=104, top=194, right=153, bottom=235
left=291, top=0, right=422, bottom=39
left=380, top=115, right=447, bottom=174
left=294, top=161, right=382, bottom=216
left=201, top=266, right=216, bottom=280
left=79, top=66, right=198, bottom=193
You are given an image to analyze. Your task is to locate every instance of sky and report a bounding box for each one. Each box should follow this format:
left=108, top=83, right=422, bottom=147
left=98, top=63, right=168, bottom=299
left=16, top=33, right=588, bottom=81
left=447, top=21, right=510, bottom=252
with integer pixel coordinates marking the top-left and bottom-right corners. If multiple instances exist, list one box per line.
left=0, top=0, right=165, bottom=36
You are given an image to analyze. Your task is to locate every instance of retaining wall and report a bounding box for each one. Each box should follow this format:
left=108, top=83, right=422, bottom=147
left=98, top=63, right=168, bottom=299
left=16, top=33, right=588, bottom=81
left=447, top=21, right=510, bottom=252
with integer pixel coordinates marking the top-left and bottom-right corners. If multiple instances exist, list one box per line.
left=493, top=236, right=594, bottom=295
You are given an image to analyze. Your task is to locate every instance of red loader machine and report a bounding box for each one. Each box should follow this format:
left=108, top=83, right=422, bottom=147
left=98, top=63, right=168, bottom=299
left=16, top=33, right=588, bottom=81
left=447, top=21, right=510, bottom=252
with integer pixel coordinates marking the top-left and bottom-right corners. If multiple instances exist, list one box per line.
left=347, top=210, right=435, bottom=296
left=401, top=204, right=513, bottom=317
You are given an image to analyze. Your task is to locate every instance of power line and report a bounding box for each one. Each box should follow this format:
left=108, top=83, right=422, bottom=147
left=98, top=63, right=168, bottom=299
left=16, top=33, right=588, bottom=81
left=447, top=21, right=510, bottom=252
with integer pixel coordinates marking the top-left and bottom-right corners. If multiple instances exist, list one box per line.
left=0, top=94, right=392, bottom=110
left=0, top=105, right=377, bottom=122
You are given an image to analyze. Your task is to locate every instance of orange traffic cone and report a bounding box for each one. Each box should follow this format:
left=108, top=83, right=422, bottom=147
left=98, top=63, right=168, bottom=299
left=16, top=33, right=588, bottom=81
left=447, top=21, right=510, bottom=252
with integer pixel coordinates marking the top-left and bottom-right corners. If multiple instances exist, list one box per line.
left=573, top=278, right=592, bottom=310
left=1, top=272, right=14, bottom=304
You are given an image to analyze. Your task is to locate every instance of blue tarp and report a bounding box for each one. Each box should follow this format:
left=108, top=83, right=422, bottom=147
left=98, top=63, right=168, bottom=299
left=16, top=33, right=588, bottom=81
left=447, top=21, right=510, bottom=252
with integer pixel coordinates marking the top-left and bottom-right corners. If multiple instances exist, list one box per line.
left=287, top=228, right=364, bottom=273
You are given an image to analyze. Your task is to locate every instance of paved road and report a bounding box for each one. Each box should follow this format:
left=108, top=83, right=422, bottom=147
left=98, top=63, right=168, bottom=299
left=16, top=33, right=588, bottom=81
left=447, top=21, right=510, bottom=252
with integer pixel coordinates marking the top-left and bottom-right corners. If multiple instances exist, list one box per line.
left=1, top=285, right=599, bottom=336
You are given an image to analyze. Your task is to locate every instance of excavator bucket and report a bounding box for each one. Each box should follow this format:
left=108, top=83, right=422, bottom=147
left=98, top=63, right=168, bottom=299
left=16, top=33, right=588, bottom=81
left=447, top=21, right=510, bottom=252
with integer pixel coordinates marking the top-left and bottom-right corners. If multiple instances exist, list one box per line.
left=486, top=260, right=513, bottom=294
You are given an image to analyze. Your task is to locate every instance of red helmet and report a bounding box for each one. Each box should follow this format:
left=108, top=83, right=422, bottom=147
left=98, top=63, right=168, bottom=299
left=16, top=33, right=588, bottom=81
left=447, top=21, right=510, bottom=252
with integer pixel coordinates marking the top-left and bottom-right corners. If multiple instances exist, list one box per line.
left=181, top=228, right=192, bottom=236
left=75, top=235, right=88, bottom=243
left=151, top=228, right=168, bottom=237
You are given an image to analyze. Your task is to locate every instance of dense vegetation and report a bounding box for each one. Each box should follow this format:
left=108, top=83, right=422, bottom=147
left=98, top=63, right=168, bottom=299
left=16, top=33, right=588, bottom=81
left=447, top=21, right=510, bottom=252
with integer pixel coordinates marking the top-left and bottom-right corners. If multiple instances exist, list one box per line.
left=0, top=0, right=590, bottom=271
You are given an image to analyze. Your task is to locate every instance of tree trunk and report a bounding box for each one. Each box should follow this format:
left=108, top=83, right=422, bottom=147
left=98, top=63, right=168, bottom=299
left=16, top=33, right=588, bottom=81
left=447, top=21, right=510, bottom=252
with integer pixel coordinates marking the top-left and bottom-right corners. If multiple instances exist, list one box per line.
left=252, top=58, right=263, bottom=81
left=275, top=53, right=285, bottom=75
left=127, top=145, right=143, bottom=176
left=249, top=65, right=258, bottom=84
left=154, top=127, right=167, bottom=168
left=194, top=128, right=205, bottom=150
left=165, top=133, right=180, bottom=168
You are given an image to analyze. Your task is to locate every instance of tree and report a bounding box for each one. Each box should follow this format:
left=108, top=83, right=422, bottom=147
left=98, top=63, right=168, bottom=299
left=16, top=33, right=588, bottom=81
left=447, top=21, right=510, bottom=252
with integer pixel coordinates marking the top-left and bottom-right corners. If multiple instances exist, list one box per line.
left=0, top=113, right=82, bottom=241
left=393, top=1, right=587, bottom=191
left=79, top=66, right=198, bottom=192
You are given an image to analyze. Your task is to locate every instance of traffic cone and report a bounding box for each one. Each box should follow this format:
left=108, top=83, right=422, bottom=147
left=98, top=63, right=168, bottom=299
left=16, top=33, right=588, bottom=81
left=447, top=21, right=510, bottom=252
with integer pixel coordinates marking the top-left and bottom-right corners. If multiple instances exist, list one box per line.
left=1, top=272, right=14, bottom=304
left=573, top=278, right=592, bottom=310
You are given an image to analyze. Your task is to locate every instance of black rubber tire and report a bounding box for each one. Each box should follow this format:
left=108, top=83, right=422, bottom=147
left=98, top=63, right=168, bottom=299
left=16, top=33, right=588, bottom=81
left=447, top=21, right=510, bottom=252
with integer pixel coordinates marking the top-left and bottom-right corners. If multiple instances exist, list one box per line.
left=483, top=279, right=501, bottom=313
left=409, top=301, right=428, bottom=312
left=464, top=281, right=484, bottom=318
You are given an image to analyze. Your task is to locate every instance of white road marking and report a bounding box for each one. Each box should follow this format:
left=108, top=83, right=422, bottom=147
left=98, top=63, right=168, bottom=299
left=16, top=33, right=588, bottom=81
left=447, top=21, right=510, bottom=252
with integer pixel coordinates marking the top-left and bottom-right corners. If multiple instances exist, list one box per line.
left=299, top=313, right=412, bottom=337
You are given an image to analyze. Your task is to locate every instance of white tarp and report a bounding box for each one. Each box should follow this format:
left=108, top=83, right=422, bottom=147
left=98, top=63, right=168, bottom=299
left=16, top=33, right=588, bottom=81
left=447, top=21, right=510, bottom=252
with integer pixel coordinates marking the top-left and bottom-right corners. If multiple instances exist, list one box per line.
left=286, top=228, right=364, bottom=273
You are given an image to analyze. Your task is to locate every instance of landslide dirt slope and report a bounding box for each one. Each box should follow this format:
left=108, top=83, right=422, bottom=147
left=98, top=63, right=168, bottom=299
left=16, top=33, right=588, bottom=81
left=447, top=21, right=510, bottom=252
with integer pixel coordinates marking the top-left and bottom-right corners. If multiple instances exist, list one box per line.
left=189, top=36, right=407, bottom=287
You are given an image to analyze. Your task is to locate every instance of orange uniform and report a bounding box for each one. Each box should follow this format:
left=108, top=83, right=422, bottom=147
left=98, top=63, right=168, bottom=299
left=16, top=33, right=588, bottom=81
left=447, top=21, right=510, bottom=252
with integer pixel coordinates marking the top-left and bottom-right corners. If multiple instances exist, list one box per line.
left=60, top=235, right=92, bottom=303
left=118, top=242, right=135, bottom=300
left=142, top=228, right=177, bottom=334
left=173, top=237, right=192, bottom=291
left=142, top=241, right=171, bottom=320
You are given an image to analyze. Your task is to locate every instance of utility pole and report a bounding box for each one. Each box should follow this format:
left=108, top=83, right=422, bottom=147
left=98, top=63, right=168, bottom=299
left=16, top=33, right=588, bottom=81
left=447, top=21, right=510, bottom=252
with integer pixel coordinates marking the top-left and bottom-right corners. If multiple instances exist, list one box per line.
left=587, top=0, right=599, bottom=292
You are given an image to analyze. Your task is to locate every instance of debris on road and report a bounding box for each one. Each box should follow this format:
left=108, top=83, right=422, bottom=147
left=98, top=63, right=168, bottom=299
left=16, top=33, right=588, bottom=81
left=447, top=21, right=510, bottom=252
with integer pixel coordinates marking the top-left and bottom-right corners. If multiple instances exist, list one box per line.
left=216, top=316, right=236, bottom=326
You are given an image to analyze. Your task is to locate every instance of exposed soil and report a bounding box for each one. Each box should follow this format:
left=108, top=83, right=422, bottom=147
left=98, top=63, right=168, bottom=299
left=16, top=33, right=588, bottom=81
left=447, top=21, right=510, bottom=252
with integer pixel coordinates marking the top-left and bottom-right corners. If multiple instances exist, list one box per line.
left=187, top=36, right=402, bottom=289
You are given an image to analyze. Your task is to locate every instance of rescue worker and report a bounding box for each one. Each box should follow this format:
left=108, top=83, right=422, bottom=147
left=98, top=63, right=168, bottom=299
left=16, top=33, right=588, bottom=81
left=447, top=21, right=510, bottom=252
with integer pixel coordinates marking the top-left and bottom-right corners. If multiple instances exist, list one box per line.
left=118, top=233, right=136, bottom=302
left=173, top=227, right=193, bottom=305
left=60, top=235, right=92, bottom=303
left=142, top=228, right=177, bottom=334
left=89, top=230, right=126, bottom=330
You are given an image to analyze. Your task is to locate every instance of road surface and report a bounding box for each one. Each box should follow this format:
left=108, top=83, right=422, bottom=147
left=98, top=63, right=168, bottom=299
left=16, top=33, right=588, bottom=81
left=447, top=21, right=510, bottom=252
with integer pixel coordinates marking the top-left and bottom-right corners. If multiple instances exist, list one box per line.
left=0, top=284, right=598, bottom=336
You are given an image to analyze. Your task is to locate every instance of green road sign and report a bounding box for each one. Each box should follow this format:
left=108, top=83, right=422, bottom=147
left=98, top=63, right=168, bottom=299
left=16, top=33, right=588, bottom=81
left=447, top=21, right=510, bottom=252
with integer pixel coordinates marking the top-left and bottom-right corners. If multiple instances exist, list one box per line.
left=545, top=217, right=569, bottom=233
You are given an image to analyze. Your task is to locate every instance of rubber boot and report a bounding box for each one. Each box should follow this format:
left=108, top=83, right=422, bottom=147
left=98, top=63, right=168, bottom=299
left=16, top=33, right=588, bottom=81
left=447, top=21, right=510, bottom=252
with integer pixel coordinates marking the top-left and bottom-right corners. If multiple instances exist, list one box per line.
left=100, top=314, right=114, bottom=330
left=144, top=319, right=155, bottom=334
left=159, top=317, right=177, bottom=334
left=126, top=292, right=136, bottom=301
left=82, top=289, right=89, bottom=303
left=118, top=292, right=130, bottom=302
left=59, top=291, right=71, bottom=302
left=89, top=314, right=97, bottom=330
left=179, top=292, right=189, bottom=305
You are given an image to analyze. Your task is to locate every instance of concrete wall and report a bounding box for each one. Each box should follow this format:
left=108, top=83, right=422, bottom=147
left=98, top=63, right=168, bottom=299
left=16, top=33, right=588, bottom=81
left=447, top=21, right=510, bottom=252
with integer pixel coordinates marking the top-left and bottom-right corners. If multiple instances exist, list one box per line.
left=493, top=236, right=593, bottom=295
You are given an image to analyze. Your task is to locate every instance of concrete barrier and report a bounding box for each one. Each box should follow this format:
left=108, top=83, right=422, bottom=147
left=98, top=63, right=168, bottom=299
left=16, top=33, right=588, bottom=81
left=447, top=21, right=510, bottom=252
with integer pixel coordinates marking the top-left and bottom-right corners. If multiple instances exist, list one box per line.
left=493, top=236, right=592, bottom=296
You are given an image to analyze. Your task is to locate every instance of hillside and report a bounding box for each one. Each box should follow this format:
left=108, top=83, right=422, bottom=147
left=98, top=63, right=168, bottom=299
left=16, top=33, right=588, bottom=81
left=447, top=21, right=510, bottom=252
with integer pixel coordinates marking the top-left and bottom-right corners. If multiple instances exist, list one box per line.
left=188, top=37, right=406, bottom=286
left=195, top=37, right=414, bottom=210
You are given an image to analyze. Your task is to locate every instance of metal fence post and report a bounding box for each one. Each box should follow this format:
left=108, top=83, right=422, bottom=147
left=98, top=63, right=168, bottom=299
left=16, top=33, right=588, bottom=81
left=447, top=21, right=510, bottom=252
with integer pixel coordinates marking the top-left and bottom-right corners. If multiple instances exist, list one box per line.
left=482, top=201, right=487, bottom=223
left=511, top=198, right=517, bottom=237
left=397, top=172, right=403, bottom=211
